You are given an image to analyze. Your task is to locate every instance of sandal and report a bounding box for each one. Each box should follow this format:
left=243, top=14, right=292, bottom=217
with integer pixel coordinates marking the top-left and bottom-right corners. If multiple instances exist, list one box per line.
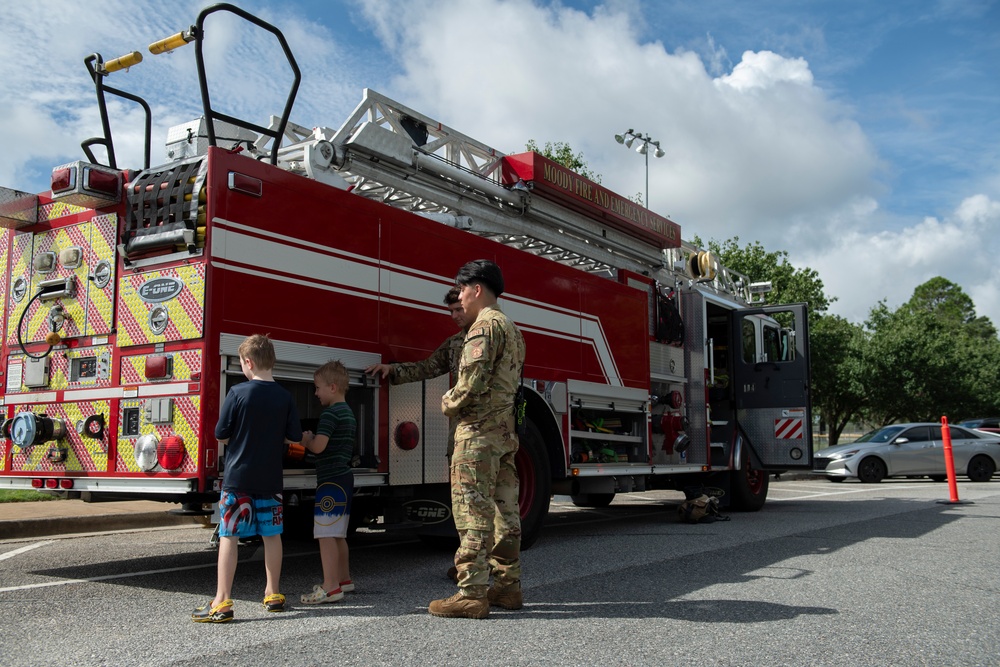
left=192, top=598, right=234, bottom=623
left=263, top=593, right=286, bottom=612
left=300, top=584, right=344, bottom=605
left=339, top=580, right=356, bottom=593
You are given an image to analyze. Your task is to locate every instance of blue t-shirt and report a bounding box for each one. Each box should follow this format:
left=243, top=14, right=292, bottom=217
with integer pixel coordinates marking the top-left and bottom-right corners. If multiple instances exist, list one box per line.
left=315, top=401, right=356, bottom=482
left=215, top=379, right=302, bottom=494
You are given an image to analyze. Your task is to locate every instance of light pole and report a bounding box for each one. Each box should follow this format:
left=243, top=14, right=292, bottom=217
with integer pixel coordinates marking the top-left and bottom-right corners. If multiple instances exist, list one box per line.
left=614, top=129, right=664, bottom=208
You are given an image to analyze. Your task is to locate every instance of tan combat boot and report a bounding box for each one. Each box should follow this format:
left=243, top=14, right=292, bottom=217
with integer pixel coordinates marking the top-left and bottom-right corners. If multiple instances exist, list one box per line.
left=428, top=592, right=489, bottom=619
left=487, top=582, right=523, bottom=610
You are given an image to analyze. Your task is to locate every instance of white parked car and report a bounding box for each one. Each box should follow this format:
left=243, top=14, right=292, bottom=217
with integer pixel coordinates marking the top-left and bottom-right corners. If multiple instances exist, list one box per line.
left=813, top=423, right=1000, bottom=483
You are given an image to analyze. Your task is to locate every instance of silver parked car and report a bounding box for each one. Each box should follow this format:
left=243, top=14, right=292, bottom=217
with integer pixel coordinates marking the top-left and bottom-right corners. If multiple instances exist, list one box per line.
left=813, top=423, right=1000, bottom=483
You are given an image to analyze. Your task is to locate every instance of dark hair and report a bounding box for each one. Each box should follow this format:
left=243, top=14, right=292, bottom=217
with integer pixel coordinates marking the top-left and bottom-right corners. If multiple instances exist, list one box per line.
left=455, top=259, right=504, bottom=297
left=444, top=286, right=461, bottom=305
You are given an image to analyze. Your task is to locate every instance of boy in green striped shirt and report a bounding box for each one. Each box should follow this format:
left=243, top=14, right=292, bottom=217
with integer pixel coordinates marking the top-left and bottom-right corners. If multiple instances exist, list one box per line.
left=300, top=360, right=357, bottom=604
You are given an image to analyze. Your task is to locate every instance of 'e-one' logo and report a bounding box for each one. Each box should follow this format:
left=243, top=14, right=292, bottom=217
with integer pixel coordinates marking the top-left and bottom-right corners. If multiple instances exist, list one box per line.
left=402, top=500, right=452, bottom=525
left=137, top=277, right=184, bottom=303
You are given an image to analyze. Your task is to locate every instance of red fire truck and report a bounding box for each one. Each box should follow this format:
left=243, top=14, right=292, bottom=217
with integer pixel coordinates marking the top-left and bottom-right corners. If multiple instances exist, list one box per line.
left=0, top=5, right=812, bottom=546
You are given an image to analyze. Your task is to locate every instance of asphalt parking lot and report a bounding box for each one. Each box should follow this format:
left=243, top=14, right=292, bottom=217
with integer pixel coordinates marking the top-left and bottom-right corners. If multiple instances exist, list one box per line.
left=2, top=477, right=998, bottom=667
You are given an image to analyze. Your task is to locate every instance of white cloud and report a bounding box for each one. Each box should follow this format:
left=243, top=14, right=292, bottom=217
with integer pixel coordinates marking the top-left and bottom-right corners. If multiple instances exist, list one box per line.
left=3, top=0, right=997, bottom=332
left=716, top=50, right=813, bottom=91
left=799, top=194, right=1000, bottom=327
left=352, top=0, right=879, bottom=240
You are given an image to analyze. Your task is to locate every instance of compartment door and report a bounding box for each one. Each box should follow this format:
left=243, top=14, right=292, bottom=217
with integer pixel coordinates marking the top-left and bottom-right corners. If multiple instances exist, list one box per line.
left=730, top=303, right=813, bottom=469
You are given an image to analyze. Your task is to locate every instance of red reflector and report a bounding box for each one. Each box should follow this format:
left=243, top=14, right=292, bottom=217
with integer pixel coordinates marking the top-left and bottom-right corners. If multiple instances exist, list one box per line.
left=45, top=479, right=58, bottom=489
left=144, top=355, right=171, bottom=379
left=60, top=479, right=74, bottom=489
left=31, top=478, right=44, bottom=488
left=51, top=168, right=75, bottom=193
left=84, top=167, right=120, bottom=198
left=394, top=422, right=420, bottom=451
left=228, top=172, right=262, bottom=197
left=158, top=435, right=185, bottom=470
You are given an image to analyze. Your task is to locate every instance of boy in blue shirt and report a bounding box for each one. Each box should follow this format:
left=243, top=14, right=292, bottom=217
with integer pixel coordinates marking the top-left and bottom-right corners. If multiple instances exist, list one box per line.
left=300, top=360, right=357, bottom=604
left=192, top=334, right=302, bottom=623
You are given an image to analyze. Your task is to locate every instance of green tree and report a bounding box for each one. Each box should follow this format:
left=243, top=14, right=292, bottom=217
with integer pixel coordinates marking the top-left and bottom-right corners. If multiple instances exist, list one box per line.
left=862, top=278, right=1000, bottom=425
left=524, top=139, right=602, bottom=183
left=695, top=236, right=832, bottom=317
left=698, top=236, right=856, bottom=446
left=810, top=314, right=867, bottom=445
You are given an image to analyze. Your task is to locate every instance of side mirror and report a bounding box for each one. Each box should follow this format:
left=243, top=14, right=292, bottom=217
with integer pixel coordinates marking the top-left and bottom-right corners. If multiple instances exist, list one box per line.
left=893, top=437, right=909, bottom=445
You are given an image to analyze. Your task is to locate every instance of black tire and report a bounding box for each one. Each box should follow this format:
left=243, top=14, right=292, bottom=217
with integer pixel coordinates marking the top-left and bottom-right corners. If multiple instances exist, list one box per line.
left=570, top=493, right=615, bottom=508
left=966, top=455, right=996, bottom=483
left=827, top=476, right=846, bottom=483
left=857, top=457, right=887, bottom=483
left=729, top=442, right=769, bottom=511
left=516, top=418, right=551, bottom=549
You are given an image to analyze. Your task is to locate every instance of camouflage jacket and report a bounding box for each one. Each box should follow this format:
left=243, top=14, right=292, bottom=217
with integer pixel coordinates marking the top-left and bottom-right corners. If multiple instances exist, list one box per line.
left=390, top=331, right=465, bottom=385
left=442, top=305, right=526, bottom=439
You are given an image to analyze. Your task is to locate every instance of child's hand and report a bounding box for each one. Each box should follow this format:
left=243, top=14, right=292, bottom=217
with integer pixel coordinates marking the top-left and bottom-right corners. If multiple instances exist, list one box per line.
left=301, top=430, right=314, bottom=445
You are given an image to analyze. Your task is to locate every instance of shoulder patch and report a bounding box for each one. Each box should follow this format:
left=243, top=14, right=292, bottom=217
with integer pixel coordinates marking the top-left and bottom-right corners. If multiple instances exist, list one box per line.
left=468, top=327, right=486, bottom=339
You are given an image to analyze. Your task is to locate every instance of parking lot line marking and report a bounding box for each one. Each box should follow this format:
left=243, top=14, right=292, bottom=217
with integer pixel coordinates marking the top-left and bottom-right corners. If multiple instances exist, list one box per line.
left=0, top=538, right=416, bottom=594
left=769, top=484, right=930, bottom=500
left=0, top=540, right=54, bottom=562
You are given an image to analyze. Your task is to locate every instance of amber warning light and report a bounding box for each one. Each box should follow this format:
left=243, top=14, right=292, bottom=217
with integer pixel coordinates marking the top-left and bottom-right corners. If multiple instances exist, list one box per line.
left=149, top=30, right=195, bottom=55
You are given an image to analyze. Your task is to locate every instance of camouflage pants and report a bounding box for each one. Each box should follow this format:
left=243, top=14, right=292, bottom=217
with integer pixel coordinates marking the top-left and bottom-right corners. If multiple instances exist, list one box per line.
left=450, top=431, right=521, bottom=598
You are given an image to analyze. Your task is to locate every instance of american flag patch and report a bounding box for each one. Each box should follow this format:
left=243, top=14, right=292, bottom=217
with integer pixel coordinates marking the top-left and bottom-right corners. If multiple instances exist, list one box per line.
left=774, top=418, right=803, bottom=439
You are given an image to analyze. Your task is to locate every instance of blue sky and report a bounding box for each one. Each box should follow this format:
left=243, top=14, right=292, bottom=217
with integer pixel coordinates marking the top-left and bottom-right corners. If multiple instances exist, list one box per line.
left=1, top=0, right=998, bottom=327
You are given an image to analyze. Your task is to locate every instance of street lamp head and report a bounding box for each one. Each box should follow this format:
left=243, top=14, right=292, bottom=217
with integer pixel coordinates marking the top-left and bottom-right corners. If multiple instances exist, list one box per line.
left=624, top=135, right=635, bottom=148
left=636, top=142, right=647, bottom=155
left=614, top=134, right=625, bottom=145
left=654, top=147, right=665, bottom=158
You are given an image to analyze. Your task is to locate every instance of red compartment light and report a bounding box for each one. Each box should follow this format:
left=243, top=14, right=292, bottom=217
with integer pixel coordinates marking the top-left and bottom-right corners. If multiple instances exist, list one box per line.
left=157, top=435, right=185, bottom=470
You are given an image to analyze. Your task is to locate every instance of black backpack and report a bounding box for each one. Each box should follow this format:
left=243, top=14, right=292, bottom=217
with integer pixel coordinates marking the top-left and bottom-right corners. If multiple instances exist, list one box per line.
left=656, top=287, right=684, bottom=345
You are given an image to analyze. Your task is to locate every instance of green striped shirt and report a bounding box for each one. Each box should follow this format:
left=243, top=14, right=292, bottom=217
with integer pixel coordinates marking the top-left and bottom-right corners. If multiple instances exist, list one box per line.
left=315, top=402, right=356, bottom=481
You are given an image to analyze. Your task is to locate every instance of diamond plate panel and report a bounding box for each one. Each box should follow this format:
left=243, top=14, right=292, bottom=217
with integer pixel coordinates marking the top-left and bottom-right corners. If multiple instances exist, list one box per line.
left=116, top=395, right=201, bottom=473
left=85, top=214, right=117, bottom=336
left=422, top=375, right=451, bottom=483
left=388, top=382, right=424, bottom=485
left=120, top=349, right=203, bottom=384
left=117, top=264, right=205, bottom=346
left=0, top=231, right=8, bottom=342
left=39, top=201, right=88, bottom=221
left=6, top=400, right=111, bottom=472
left=650, top=342, right=684, bottom=379
left=737, top=407, right=811, bottom=468
left=7, top=232, right=34, bottom=345
left=680, top=290, right=708, bottom=465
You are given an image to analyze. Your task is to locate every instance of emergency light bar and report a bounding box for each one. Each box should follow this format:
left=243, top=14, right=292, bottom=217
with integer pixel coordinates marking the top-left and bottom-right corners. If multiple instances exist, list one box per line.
left=749, top=282, right=773, bottom=294
left=50, top=161, right=122, bottom=208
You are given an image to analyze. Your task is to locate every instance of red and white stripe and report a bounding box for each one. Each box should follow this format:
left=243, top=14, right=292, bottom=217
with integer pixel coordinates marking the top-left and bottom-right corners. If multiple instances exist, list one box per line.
left=774, top=418, right=803, bottom=439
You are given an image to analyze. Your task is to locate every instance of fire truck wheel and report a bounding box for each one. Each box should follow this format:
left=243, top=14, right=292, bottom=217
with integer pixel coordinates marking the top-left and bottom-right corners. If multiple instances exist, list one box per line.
left=729, top=445, right=769, bottom=512
left=570, top=493, right=615, bottom=508
left=517, top=417, right=551, bottom=550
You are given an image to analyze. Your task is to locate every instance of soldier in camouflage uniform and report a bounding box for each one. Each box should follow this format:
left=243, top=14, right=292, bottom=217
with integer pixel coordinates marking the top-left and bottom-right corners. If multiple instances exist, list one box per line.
left=428, top=260, right=526, bottom=619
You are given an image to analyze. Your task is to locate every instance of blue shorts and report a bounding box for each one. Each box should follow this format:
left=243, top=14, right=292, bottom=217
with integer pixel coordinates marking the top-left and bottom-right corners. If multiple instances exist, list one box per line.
left=218, top=490, right=284, bottom=538
left=314, top=473, right=353, bottom=539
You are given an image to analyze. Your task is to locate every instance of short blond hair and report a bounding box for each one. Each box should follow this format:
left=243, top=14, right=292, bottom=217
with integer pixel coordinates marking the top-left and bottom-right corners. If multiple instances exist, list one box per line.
left=238, top=334, right=276, bottom=370
left=315, top=359, right=349, bottom=392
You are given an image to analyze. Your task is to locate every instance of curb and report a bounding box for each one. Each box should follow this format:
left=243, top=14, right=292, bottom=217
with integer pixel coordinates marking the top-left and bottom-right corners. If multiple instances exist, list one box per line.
left=1, top=512, right=210, bottom=540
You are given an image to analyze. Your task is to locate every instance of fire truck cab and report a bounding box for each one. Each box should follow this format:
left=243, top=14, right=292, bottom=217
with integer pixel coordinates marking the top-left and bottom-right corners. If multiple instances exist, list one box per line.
left=0, top=4, right=812, bottom=547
